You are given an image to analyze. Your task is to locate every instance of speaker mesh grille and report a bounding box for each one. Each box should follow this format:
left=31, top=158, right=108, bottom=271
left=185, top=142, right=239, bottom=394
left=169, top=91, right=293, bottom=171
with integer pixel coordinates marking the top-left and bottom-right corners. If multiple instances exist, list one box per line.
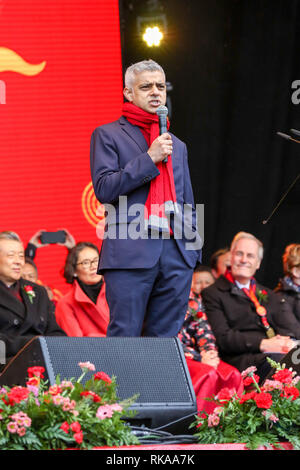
left=42, top=337, right=193, bottom=404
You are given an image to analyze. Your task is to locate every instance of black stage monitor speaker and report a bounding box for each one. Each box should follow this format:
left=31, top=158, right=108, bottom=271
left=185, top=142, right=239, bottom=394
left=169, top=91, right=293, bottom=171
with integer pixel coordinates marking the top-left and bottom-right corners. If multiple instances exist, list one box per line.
left=0, top=336, right=197, bottom=434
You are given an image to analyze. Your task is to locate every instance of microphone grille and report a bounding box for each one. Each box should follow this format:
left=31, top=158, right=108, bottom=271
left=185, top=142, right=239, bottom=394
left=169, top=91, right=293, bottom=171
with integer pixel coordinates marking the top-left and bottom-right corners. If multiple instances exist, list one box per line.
left=156, top=105, right=168, bottom=116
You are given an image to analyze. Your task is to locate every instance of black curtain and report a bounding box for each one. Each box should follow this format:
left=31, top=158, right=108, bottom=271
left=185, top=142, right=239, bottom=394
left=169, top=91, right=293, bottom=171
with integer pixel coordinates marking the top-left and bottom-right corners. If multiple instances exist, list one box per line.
left=119, top=0, right=300, bottom=287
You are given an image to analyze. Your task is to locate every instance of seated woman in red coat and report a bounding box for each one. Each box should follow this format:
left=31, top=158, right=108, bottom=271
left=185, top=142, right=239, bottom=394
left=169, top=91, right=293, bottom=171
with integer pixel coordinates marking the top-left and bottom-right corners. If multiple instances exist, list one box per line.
left=55, top=242, right=109, bottom=336
left=178, top=265, right=243, bottom=413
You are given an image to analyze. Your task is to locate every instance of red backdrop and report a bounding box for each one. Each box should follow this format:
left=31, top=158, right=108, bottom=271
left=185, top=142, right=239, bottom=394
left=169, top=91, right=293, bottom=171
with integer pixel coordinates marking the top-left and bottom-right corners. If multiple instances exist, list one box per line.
left=0, top=0, right=123, bottom=295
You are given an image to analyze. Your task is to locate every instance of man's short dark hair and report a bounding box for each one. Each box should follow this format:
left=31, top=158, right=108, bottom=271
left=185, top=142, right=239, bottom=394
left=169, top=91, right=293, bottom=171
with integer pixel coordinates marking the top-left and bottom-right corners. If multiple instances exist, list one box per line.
left=24, top=257, right=38, bottom=273
left=194, top=265, right=213, bottom=275
left=210, top=247, right=230, bottom=271
left=0, top=231, right=21, bottom=242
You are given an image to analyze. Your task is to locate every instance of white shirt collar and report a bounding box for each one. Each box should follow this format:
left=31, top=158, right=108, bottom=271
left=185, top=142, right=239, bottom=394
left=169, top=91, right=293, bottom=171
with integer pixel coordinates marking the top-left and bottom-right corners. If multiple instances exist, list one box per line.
left=235, top=280, right=250, bottom=290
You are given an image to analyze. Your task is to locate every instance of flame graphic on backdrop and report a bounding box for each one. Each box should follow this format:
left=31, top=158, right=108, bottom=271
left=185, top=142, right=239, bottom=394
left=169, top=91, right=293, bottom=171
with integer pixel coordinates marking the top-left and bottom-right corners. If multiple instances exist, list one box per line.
left=0, top=47, right=46, bottom=75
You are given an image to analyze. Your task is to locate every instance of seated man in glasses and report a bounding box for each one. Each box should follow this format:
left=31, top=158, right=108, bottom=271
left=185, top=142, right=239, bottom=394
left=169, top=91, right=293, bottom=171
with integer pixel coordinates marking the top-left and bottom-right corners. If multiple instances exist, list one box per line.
left=55, top=242, right=109, bottom=337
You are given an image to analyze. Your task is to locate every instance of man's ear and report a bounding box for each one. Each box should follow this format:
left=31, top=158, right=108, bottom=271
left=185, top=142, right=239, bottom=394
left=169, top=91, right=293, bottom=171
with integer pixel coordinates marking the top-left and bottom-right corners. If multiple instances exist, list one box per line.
left=291, top=266, right=298, bottom=279
left=211, top=268, right=218, bottom=279
left=123, top=87, right=133, bottom=102
left=256, top=258, right=262, bottom=271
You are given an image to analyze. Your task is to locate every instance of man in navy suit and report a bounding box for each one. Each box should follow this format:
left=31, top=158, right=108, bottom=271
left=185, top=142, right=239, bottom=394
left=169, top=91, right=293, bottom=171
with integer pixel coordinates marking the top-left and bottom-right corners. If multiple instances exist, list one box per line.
left=90, top=60, right=202, bottom=337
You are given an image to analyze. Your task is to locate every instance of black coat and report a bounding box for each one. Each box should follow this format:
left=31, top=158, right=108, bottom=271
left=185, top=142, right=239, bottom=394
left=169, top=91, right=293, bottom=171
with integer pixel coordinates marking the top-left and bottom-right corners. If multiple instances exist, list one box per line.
left=274, top=278, right=300, bottom=325
left=201, top=275, right=300, bottom=372
left=0, top=278, right=66, bottom=363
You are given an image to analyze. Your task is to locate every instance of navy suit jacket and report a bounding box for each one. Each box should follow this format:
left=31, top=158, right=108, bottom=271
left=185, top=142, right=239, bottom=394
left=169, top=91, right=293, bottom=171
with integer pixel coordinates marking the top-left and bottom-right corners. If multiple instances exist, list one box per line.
left=90, top=116, right=202, bottom=271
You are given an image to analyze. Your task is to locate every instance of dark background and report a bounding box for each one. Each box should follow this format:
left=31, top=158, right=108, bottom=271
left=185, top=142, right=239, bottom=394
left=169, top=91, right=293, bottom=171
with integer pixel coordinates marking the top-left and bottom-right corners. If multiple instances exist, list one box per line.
left=119, top=0, right=300, bottom=287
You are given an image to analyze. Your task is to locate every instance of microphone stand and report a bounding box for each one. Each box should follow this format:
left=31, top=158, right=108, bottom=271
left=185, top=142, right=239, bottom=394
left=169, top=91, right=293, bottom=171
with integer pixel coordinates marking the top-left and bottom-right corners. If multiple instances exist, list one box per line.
left=262, top=129, right=300, bottom=224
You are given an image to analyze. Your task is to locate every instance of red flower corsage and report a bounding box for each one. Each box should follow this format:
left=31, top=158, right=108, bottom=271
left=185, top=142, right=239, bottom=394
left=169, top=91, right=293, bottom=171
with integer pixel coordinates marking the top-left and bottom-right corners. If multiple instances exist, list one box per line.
left=23, top=285, right=36, bottom=304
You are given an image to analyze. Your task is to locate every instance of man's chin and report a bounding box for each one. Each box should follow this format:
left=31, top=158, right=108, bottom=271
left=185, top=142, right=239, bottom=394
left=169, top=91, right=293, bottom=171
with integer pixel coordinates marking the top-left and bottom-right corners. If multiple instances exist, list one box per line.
left=232, top=269, right=253, bottom=281
left=147, top=103, right=162, bottom=113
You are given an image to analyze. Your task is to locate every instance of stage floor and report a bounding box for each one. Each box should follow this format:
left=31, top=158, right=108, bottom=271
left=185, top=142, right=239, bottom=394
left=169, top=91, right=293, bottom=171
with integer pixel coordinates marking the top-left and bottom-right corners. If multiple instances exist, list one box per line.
left=94, top=442, right=294, bottom=451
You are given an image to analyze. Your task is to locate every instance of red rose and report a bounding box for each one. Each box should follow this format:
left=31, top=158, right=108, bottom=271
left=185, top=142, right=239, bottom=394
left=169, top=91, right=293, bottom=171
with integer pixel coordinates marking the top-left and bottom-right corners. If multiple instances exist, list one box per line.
left=93, top=372, right=112, bottom=384
left=24, top=285, right=33, bottom=293
left=7, top=386, right=30, bottom=405
left=80, top=391, right=102, bottom=403
left=196, top=311, right=204, bottom=318
left=217, top=388, right=235, bottom=403
left=243, top=374, right=260, bottom=387
left=281, top=386, right=300, bottom=401
left=254, top=392, right=273, bottom=409
left=272, top=369, right=293, bottom=384
left=60, top=421, right=70, bottom=434
left=239, top=391, right=257, bottom=404
left=74, top=431, right=83, bottom=444
left=26, top=377, right=40, bottom=387
left=48, top=385, right=62, bottom=396
left=27, top=366, right=45, bottom=379
left=70, top=421, right=81, bottom=433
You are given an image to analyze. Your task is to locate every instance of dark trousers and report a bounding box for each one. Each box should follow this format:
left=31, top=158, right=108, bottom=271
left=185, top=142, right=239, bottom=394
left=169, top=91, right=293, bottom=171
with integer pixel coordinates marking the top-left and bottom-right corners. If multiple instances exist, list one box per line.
left=104, top=238, right=194, bottom=337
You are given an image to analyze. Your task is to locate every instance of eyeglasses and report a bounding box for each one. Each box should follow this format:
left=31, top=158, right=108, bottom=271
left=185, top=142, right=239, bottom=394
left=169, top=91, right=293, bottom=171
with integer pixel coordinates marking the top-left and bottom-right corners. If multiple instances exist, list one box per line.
left=76, top=257, right=99, bottom=270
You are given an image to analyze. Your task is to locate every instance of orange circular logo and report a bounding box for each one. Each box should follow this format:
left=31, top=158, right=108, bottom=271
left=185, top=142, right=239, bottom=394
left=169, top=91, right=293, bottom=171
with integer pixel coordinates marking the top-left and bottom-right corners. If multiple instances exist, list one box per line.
left=81, top=181, right=105, bottom=229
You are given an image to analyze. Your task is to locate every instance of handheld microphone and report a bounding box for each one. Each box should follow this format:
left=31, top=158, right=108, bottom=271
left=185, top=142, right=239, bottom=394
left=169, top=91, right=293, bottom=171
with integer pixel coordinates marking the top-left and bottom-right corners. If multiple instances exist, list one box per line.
left=277, top=131, right=300, bottom=144
left=277, top=132, right=292, bottom=141
left=156, top=105, right=169, bottom=162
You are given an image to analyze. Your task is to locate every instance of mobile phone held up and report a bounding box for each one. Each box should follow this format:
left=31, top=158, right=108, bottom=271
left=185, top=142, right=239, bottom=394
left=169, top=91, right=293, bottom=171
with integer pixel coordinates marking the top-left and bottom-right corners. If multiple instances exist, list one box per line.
left=40, top=230, right=66, bottom=245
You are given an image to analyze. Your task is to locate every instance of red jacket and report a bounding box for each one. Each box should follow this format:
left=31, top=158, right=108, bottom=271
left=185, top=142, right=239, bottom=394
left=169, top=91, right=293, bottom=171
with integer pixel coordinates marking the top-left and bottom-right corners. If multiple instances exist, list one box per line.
left=55, top=280, right=109, bottom=337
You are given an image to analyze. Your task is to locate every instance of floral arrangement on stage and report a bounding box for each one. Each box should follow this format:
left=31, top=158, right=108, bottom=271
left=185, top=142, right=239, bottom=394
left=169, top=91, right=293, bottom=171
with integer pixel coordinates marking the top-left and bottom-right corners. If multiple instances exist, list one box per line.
left=192, top=358, right=300, bottom=450
left=0, top=362, right=140, bottom=450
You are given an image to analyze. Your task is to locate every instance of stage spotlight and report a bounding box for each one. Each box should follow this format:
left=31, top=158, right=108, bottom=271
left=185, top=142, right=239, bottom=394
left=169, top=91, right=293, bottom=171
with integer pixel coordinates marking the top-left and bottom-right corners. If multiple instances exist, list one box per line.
left=137, top=11, right=167, bottom=48
left=143, top=26, right=163, bottom=47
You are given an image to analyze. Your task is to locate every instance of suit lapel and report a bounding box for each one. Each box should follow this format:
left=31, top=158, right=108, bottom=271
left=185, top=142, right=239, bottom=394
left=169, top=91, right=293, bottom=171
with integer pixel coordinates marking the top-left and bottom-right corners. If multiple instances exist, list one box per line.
left=230, top=284, right=249, bottom=299
left=19, top=279, right=39, bottom=325
left=218, top=275, right=250, bottom=301
left=119, top=116, right=148, bottom=153
left=0, top=281, right=26, bottom=319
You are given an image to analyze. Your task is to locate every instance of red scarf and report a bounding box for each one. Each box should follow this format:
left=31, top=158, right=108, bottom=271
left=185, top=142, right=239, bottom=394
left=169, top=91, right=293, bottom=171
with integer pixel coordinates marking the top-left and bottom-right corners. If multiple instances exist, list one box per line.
left=224, top=269, right=275, bottom=338
left=122, top=102, right=177, bottom=234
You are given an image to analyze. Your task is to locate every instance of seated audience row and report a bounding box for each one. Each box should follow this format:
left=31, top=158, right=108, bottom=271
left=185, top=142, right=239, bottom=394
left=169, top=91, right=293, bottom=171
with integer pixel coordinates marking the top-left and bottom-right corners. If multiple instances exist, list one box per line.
left=1, top=227, right=299, bottom=415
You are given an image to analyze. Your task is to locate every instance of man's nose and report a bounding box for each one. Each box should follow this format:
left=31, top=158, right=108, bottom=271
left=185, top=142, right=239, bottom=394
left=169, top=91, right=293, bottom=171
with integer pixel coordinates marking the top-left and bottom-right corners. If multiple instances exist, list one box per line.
left=150, top=85, right=160, bottom=94
left=13, top=256, right=23, bottom=264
